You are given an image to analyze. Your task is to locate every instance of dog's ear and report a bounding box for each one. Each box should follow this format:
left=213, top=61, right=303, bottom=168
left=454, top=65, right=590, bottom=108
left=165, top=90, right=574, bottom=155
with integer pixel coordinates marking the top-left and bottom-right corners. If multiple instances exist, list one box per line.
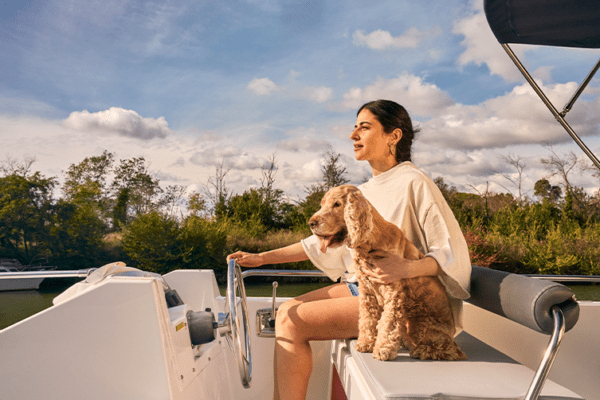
left=344, top=191, right=373, bottom=247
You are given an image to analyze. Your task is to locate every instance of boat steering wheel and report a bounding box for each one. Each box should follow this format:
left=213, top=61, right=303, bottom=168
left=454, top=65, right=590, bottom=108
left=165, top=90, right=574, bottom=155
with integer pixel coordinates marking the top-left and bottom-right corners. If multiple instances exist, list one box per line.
left=223, top=259, right=252, bottom=388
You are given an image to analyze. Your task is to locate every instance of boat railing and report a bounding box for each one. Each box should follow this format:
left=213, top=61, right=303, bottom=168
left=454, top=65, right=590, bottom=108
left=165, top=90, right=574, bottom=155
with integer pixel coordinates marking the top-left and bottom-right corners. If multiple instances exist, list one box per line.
left=3, top=268, right=600, bottom=284
left=526, top=274, right=600, bottom=283
left=242, top=269, right=600, bottom=283
left=0, top=269, right=96, bottom=279
left=241, top=269, right=327, bottom=280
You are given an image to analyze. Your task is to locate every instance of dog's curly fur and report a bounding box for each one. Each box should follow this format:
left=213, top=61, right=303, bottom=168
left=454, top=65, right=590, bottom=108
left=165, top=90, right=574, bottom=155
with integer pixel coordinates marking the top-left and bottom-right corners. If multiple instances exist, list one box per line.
left=309, top=185, right=466, bottom=361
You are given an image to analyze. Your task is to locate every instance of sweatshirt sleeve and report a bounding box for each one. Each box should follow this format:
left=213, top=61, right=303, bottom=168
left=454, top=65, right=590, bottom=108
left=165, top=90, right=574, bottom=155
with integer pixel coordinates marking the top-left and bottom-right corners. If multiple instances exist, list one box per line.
left=301, top=235, right=354, bottom=282
left=422, top=203, right=471, bottom=300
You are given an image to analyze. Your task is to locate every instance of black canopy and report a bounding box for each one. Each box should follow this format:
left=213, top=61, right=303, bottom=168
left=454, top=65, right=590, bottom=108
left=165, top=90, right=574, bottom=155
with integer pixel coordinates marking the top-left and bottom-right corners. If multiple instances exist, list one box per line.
left=484, top=0, right=600, bottom=48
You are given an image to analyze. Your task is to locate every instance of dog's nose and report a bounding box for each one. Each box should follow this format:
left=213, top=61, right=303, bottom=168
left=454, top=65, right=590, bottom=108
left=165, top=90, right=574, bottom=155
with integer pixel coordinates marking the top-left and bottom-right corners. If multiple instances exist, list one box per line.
left=308, top=219, right=319, bottom=229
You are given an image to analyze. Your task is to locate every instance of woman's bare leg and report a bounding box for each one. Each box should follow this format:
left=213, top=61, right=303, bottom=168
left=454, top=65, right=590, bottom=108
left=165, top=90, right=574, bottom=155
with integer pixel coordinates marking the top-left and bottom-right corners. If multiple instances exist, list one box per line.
left=273, top=283, right=360, bottom=400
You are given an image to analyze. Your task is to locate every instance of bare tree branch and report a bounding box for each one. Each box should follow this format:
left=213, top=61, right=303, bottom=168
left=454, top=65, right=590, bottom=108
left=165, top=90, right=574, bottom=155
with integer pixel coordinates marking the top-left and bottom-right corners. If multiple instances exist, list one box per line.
left=204, top=158, right=232, bottom=217
left=497, top=153, right=527, bottom=204
left=0, top=155, right=37, bottom=177
left=540, top=144, right=582, bottom=195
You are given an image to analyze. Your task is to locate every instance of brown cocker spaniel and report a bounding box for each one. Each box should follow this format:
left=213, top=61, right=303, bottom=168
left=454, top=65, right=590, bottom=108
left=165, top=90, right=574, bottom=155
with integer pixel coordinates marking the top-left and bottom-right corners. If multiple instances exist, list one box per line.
left=309, top=185, right=466, bottom=361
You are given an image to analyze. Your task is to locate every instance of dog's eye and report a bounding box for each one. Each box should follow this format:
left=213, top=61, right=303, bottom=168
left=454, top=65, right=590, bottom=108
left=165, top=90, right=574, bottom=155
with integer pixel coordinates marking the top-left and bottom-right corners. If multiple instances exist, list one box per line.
left=333, top=201, right=341, bottom=208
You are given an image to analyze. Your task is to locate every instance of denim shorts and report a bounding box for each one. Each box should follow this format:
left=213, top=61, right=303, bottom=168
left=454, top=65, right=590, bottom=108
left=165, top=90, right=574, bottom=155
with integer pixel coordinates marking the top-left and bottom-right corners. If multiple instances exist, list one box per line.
left=345, top=281, right=359, bottom=297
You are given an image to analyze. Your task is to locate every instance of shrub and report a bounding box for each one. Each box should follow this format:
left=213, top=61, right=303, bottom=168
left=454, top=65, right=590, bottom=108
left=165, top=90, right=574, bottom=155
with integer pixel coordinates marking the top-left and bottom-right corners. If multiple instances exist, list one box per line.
left=121, top=212, right=181, bottom=274
left=179, top=216, right=229, bottom=282
left=462, top=228, right=499, bottom=269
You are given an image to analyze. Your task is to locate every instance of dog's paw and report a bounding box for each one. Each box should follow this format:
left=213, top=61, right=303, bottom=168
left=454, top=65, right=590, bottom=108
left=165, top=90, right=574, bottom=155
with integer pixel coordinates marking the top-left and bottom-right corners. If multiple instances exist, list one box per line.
left=451, top=349, right=468, bottom=361
left=409, top=345, right=467, bottom=361
left=355, top=341, right=374, bottom=353
left=373, top=346, right=397, bottom=361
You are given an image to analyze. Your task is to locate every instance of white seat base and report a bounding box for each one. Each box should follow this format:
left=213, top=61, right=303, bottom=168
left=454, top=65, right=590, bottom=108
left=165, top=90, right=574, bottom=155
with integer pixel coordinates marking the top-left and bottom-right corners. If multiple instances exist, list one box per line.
left=332, top=332, right=583, bottom=400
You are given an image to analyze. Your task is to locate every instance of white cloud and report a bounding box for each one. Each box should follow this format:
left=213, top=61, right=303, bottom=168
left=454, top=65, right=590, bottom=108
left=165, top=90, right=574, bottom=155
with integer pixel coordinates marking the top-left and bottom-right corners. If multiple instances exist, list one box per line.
left=329, top=124, right=354, bottom=140
left=453, top=6, right=528, bottom=82
left=419, top=80, right=600, bottom=150
left=301, top=86, right=333, bottom=103
left=532, top=66, right=554, bottom=82
left=63, top=107, right=170, bottom=139
left=247, top=77, right=281, bottom=95
left=189, top=145, right=265, bottom=171
left=283, top=157, right=324, bottom=184
left=277, top=136, right=331, bottom=152
left=352, top=27, right=441, bottom=50
left=332, top=74, right=454, bottom=118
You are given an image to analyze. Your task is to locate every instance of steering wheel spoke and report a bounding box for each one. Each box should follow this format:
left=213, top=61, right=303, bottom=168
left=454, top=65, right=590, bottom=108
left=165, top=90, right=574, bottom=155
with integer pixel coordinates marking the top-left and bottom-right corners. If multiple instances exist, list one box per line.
left=223, top=259, right=252, bottom=388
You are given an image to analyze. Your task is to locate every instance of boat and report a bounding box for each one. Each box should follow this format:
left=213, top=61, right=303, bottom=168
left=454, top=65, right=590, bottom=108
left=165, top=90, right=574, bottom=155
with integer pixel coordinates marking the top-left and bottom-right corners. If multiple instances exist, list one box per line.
left=1, top=0, right=599, bottom=399
left=0, top=259, right=598, bottom=400
left=0, top=258, right=57, bottom=291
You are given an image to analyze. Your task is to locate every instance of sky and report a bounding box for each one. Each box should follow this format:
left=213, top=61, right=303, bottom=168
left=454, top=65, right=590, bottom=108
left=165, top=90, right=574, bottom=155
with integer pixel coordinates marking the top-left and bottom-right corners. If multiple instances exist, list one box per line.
left=1, top=0, right=600, bottom=204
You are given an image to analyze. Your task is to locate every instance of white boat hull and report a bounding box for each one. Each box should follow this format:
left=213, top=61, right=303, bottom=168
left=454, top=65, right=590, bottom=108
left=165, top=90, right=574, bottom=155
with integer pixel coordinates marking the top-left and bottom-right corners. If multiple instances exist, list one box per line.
left=0, top=269, right=596, bottom=400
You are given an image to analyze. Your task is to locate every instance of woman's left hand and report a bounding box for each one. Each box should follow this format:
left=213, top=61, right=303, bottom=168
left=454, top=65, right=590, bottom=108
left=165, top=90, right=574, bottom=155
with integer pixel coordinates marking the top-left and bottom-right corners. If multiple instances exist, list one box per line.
left=362, top=250, right=415, bottom=284
left=362, top=250, right=442, bottom=284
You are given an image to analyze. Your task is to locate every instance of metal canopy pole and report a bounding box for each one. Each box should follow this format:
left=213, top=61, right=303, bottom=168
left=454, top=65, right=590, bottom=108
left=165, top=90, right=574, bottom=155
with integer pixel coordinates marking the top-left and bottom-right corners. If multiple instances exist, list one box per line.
left=502, top=43, right=600, bottom=171
left=561, top=58, right=600, bottom=117
left=0, top=269, right=95, bottom=279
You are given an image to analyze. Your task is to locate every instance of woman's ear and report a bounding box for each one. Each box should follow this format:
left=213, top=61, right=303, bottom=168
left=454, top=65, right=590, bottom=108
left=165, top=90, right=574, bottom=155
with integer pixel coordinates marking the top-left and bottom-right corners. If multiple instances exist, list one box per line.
left=344, top=191, right=373, bottom=247
left=387, top=128, right=402, bottom=147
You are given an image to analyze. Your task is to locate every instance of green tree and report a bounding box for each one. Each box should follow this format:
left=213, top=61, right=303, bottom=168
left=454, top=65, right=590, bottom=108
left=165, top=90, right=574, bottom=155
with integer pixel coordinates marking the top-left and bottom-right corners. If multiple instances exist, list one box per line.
left=63, top=150, right=114, bottom=213
left=321, top=146, right=349, bottom=190
left=534, top=179, right=562, bottom=203
left=0, top=172, right=56, bottom=263
left=111, top=157, right=161, bottom=220
left=188, top=192, right=208, bottom=217
left=112, top=188, right=129, bottom=229
left=121, top=211, right=181, bottom=274
left=49, top=200, right=105, bottom=268
left=179, top=215, right=229, bottom=281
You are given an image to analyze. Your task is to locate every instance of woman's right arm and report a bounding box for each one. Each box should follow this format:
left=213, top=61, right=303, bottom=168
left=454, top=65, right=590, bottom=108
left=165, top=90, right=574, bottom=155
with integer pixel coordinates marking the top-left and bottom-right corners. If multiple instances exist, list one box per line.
left=226, top=242, right=309, bottom=268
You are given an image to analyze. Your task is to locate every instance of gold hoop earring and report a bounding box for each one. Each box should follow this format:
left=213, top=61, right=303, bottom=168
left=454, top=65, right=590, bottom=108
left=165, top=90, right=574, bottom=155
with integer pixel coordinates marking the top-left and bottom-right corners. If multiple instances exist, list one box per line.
left=389, top=144, right=396, bottom=157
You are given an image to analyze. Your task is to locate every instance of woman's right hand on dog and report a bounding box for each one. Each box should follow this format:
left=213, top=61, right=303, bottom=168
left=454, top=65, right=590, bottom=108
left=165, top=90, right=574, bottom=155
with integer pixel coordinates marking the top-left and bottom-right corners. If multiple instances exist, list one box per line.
left=226, top=251, right=264, bottom=268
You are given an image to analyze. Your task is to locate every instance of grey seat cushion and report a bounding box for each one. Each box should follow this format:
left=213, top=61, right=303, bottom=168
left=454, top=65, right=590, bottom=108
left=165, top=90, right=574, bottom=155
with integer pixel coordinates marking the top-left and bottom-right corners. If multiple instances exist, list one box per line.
left=345, top=332, right=582, bottom=400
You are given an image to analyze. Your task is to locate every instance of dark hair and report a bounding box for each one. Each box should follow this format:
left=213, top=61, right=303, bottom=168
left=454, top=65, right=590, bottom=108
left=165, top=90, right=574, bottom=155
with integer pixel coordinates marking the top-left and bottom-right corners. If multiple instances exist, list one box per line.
left=357, top=99, right=420, bottom=163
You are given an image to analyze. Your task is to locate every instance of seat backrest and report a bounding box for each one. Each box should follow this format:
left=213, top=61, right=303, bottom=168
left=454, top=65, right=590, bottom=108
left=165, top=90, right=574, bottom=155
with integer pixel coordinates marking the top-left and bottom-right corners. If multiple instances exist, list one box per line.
left=466, top=266, right=579, bottom=334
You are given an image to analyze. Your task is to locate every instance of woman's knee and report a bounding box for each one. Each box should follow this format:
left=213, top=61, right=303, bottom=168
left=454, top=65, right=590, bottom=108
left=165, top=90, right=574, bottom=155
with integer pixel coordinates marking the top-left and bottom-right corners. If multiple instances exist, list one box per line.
left=275, top=299, right=304, bottom=339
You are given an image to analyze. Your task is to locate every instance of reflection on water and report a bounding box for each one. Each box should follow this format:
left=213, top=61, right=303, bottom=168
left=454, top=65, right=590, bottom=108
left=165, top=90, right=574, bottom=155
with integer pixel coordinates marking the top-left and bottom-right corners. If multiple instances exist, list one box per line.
left=0, top=289, right=62, bottom=330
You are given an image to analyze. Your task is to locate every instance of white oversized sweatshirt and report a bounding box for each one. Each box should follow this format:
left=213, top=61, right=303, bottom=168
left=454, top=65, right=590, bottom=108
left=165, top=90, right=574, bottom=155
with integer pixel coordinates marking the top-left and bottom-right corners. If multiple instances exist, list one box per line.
left=301, top=162, right=471, bottom=332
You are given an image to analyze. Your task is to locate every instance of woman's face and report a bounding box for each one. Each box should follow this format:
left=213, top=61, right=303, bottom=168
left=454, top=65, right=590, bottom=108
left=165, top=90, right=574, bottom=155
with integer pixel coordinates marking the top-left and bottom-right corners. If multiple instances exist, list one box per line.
left=350, top=109, right=394, bottom=163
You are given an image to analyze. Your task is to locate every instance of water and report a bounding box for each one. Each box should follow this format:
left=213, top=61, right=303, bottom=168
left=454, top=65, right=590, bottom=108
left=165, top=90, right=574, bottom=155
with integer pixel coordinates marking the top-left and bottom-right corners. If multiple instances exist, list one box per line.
left=0, top=289, right=63, bottom=330
left=0, top=281, right=333, bottom=331
left=1, top=281, right=598, bottom=331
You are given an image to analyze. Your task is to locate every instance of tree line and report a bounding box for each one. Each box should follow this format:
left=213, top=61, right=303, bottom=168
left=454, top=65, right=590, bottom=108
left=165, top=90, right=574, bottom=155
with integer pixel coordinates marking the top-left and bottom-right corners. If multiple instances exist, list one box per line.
left=1, top=146, right=599, bottom=283
left=0, top=148, right=349, bottom=282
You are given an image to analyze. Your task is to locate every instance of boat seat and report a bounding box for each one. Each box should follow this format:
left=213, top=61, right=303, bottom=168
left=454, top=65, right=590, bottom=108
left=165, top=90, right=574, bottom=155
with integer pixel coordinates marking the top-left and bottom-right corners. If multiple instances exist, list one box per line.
left=333, top=332, right=581, bottom=400
left=332, top=266, right=582, bottom=400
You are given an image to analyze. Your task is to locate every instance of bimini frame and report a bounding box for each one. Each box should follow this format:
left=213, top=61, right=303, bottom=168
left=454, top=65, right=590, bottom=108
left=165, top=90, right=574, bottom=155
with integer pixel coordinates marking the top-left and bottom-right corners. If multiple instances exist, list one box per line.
left=483, top=0, right=600, bottom=170
left=502, top=44, right=600, bottom=169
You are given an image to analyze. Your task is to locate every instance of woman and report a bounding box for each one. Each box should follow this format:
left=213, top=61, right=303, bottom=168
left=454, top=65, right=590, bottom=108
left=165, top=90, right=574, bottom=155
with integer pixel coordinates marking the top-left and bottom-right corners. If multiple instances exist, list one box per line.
left=227, top=100, right=471, bottom=400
